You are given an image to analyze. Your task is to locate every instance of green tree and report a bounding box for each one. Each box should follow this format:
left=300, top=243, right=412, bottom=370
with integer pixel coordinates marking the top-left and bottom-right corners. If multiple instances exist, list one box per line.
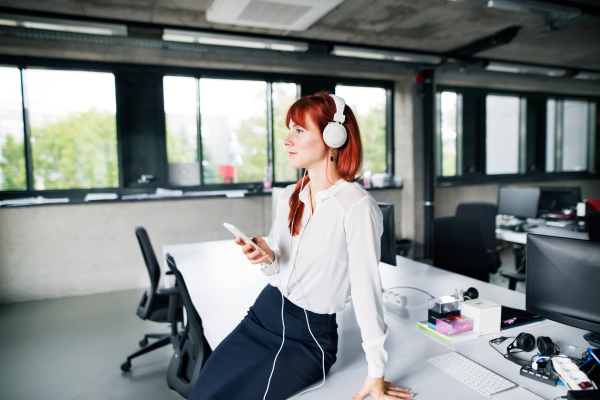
left=166, top=125, right=197, bottom=164
left=351, top=103, right=387, bottom=175
left=273, top=85, right=298, bottom=182
left=235, top=114, right=268, bottom=183
left=0, top=134, right=27, bottom=190
left=30, top=109, right=118, bottom=189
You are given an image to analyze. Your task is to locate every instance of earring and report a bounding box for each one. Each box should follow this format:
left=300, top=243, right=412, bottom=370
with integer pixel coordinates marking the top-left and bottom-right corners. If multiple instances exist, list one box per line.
left=330, top=150, right=334, bottom=162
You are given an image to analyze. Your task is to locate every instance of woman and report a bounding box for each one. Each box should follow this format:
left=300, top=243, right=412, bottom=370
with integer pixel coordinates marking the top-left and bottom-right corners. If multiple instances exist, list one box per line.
left=188, top=92, right=413, bottom=400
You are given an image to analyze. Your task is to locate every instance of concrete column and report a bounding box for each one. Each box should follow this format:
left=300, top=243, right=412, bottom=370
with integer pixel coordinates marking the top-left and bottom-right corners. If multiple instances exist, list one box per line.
left=395, top=78, right=425, bottom=258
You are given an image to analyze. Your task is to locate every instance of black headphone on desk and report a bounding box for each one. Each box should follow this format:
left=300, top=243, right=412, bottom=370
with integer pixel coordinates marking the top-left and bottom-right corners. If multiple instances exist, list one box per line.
left=491, top=333, right=560, bottom=367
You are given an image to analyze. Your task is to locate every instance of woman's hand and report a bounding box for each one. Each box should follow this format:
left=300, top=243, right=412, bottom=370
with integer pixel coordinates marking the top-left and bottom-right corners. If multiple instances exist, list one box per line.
left=352, top=375, right=413, bottom=400
left=234, top=235, right=274, bottom=265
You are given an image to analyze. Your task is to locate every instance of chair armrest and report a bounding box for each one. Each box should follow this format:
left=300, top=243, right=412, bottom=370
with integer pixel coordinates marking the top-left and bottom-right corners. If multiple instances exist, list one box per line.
left=166, top=270, right=174, bottom=275
left=158, top=287, right=180, bottom=296
left=499, top=271, right=526, bottom=281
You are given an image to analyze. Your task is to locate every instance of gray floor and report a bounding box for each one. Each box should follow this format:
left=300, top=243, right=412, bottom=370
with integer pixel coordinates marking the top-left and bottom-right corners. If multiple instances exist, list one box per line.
left=0, top=248, right=524, bottom=400
left=0, top=289, right=181, bottom=400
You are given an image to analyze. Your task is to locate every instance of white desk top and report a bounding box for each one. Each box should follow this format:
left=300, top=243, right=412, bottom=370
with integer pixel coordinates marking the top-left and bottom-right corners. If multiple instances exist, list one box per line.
left=164, top=239, right=583, bottom=400
left=495, top=224, right=588, bottom=244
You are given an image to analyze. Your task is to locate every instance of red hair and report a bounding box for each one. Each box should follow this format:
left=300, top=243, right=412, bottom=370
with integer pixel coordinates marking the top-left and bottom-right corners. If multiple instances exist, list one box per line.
left=285, top=91, right=363, bottom=236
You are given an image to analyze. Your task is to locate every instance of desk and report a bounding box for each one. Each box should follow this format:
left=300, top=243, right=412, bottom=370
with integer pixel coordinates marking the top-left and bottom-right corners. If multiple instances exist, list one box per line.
left=495, top=224, right=588, bottom=245
left=164, top=239, right=587, bottom=400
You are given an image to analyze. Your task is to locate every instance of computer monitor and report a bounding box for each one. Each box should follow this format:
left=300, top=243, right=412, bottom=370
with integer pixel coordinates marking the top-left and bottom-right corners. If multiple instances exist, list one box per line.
left=378, top=203, right=397, bottom=266
left=497, top=186, right=540, bottom=220
left=538, top=187, right=582, bottom=215
left=526, top=234, right=600, bottom=348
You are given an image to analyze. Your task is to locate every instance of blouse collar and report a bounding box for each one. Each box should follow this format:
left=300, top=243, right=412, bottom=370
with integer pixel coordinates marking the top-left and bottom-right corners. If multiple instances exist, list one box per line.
left=299, top=178, right=347, bottom=205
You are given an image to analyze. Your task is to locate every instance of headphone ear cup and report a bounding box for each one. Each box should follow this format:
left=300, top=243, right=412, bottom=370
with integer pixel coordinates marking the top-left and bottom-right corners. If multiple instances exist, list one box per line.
left=536, top=336, right=556, bottom=356
left=323, top=123, right=347, bottom=149
left=516, top=332, right=536, bottom=352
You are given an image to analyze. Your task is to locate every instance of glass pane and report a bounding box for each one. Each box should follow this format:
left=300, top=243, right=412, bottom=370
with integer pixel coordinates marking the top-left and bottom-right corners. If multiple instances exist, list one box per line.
left=486, top=95, right=520, bottom=175
left=200, top=79, right=267, bottom=184
left=26, top=69, right=118, bottom=190
left=164, top=76, right=200, bottom=186
left=546, top=99, right=556, bottom=172
left=440, top=91, right=457, bottom=176
left=272, top=82, right=298, bottom=182
left=0, top=67, right=26, bottom=191
left=335, top=85, right=387, bottom=176
left=562, top=100, right=588, bottom=172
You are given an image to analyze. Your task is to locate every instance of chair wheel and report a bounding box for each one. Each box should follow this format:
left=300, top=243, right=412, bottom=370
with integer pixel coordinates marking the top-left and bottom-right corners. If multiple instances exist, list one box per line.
left=121, top=361, right=131, bottom=372
left=139, top=339, right=148, bottom=347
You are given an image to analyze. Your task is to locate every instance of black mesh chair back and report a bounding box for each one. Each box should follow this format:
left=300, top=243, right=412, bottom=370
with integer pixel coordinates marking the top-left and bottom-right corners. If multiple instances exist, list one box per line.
left=587, top=212, right=600, bottom=243
left=165, top=253, right=212, bottom=398
left=135, top=226, right=162, bottom=320
left=433, top=216, right=490, bottom=282
left=455, top=202, right=497, bottom=251
left=456, top=202, right=501, bottom=273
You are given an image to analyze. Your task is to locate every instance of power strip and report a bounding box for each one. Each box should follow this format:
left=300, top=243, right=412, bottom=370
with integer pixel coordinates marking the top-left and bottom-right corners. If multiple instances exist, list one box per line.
left=520, top=365, right=559, bottom=386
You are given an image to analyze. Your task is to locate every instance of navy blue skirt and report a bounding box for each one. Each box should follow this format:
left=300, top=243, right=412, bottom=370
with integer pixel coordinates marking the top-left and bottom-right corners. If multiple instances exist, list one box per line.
left=188, top=284, right=338, bottom=400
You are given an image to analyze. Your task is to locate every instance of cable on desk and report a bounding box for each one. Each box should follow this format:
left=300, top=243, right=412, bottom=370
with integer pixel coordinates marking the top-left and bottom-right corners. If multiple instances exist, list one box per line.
left=382, top=286, right=435, bottom=298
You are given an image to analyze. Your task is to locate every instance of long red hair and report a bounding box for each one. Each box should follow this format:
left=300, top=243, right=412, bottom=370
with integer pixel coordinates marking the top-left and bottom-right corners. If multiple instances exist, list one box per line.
left=285, top=91, right=363, bottom=236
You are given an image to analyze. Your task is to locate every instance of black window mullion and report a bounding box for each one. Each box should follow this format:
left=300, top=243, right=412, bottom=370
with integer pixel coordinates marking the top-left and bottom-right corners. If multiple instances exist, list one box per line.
left=386, top=87, right=394, bottom=177
left=266, top=82, right=274, bottom=184
left=196, top=77, right=204, bottom=186
left=20, top=67, right=34, bottom=192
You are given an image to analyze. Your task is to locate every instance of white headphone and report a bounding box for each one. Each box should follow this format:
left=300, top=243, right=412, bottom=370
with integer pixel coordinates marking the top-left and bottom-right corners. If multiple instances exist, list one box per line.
left=323, top=94, right=347, bottom=149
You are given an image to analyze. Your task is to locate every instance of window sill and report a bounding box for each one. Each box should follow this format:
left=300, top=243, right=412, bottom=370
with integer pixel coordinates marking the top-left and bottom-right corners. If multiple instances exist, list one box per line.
left=436, top=171, right=598, bottom=187
left=0, top=184, right=402, bottom=208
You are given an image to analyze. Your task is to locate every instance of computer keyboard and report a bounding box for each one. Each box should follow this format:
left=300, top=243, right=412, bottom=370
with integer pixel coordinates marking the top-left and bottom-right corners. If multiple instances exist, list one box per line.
left=429, top=352, right=517, bottom=397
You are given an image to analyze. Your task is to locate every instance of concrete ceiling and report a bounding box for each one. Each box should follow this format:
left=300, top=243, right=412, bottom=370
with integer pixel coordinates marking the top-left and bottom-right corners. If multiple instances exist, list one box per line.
left=2, top=0, right=600, bottom=71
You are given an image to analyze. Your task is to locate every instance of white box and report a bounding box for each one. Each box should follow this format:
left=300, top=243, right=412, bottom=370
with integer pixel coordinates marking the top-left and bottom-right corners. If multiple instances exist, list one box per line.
left=461, top=299, right=501, bottom=335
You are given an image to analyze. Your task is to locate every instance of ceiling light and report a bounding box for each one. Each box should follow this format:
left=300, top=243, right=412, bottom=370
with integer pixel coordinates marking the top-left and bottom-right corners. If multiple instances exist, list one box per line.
left=0, top=13, right=127, bottom=36
left=486, top=61, right=567, bottom=77
left=487, top=0, right=581, bottom=20
left=573, top=72, right=600, bottom=81
left=331, top=46, right=442, bottom=65
left=447, top=0, right=582, bottom=20
left=163, top=29, right=308, bottom=52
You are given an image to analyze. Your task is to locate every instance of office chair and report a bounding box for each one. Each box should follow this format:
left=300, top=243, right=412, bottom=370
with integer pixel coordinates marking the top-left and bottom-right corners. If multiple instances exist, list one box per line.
left=587, top=212, right=600, bottom=243
left=455, top=202, right=502, bottom=273
left=120, top=227, right=183, bottom=372
left=165, top=254, right=212, bottom=398
left=432, top=216, right=490, bottom=282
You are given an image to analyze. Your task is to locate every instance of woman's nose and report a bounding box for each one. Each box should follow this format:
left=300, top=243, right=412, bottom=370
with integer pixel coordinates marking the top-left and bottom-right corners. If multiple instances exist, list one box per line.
left=283, top=133, right=293, bottom=147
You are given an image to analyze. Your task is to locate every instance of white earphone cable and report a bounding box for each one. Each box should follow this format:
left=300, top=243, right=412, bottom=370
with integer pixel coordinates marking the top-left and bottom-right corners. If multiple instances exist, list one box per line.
left=262, top=169, right=326, bottom=400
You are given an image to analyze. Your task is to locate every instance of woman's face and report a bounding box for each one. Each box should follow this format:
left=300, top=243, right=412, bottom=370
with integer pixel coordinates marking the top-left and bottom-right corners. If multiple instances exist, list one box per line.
left=284, top=117, right=327, bottom=170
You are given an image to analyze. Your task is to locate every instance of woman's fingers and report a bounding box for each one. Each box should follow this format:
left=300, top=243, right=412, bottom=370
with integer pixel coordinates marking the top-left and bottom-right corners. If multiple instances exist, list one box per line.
left=249, top=254, right=269, bottom=264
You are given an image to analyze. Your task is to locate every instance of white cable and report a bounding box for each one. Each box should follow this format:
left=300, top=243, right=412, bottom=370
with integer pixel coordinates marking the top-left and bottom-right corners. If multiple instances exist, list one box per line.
left=263, top=170, right=327, bottom=400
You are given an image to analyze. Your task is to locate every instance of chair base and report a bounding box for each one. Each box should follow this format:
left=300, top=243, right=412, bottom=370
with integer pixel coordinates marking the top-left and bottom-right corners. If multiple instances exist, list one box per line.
left=121, top=334, right=171, bottom=372
left=500, top=271, right=526, bottom=291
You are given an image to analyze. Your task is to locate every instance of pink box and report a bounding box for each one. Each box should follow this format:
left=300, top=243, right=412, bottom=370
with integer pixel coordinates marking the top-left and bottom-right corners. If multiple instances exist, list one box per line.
left=435, top=315, right=474, bottom=336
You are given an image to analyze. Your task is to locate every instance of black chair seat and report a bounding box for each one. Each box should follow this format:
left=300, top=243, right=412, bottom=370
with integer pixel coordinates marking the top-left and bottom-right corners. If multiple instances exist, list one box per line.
left=433, top=216, right=490, bottom=283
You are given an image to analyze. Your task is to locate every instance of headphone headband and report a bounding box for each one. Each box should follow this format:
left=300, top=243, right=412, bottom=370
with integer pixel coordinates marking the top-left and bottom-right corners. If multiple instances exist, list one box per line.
left=329, top=94, right=346, bottom=124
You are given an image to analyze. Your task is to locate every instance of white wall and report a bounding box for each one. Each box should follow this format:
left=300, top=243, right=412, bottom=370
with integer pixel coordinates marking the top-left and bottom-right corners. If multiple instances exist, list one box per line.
left=0, top=189, right=402, bottom=304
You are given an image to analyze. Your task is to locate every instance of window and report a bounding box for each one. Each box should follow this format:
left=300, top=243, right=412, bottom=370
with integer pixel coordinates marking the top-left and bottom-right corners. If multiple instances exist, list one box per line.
left=437, top=85, right=598, bottom=186
left=436, top=91, right=462, bottom=177
left=335, top=85, right=387, bottom=176
left=164, top=76, right=200, bottom=186
left=0, top=67, right=26, bottom=191
left=200, top=78, right=268, bottom=185
left=486, top=95, right=525, bottom=175
left=272, top=82, right=299, bottom=182
left=546, top=99, right=596, bottom=173
left=26, top=69, right=118, bottom=190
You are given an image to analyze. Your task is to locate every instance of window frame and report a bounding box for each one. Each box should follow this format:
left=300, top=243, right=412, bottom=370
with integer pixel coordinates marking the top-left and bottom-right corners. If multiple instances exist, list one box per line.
left=436, top=85, right=600, bottom=187
left=0, top=55, right=395, bottom=201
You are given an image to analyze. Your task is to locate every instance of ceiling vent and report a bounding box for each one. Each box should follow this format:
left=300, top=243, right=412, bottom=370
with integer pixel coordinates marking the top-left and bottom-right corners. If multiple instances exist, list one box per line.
left=206, top=0, right=346, bottom=31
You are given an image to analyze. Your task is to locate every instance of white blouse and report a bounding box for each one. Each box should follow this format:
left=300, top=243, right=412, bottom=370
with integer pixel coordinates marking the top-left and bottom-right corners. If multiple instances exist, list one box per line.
left=260, top=179, right=389, bottom=378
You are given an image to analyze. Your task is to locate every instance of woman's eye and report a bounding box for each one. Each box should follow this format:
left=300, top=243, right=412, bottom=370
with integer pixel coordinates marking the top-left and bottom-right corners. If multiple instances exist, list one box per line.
left=296, top=129, right=303, bottom=134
